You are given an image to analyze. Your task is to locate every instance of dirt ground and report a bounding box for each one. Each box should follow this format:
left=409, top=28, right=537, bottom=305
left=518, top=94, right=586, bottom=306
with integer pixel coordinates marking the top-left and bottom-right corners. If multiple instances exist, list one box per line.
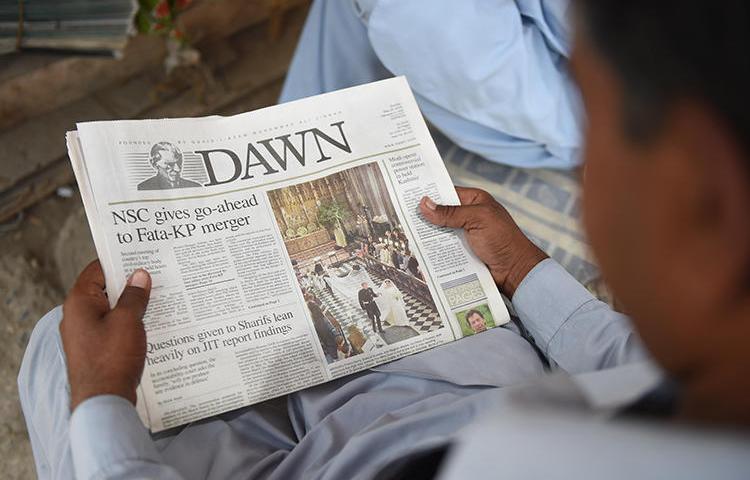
left=0, top=190, right=95, bottom=478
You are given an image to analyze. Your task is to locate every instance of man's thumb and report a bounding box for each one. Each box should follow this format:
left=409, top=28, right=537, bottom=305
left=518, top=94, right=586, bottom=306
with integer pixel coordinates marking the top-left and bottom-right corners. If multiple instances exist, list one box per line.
left=114, top=269, right=151, bottom=320
left=420, top=196, right=474, bottom=229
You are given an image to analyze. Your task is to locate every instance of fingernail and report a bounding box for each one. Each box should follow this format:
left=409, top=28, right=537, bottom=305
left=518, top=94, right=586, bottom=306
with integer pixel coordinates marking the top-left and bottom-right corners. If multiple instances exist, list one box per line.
left=129, top=269, right=149, bottom=289
left=423, top=197, right=437, bottom=211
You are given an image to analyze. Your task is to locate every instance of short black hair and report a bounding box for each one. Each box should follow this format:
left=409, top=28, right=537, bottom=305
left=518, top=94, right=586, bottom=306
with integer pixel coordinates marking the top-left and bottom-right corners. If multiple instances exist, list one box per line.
left=576, top=1, right=750, bottom=154
left=465, top=309, right=484, bottom=324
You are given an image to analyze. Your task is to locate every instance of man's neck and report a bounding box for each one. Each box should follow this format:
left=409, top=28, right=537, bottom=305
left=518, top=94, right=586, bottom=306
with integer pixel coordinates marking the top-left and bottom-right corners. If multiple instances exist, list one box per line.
left=679, top=304, right=750, bottom=426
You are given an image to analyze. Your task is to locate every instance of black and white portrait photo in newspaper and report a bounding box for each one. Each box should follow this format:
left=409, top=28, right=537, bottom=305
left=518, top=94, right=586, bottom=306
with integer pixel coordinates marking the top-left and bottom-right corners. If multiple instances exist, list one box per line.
left=268, top=162, right=442, bottom=364
left=137, top=141, right=203, bottom=190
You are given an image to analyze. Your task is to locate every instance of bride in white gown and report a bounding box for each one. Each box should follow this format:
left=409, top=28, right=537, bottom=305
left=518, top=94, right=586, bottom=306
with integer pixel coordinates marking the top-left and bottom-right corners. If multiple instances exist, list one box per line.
left=378, top=279, right=409, bottom=327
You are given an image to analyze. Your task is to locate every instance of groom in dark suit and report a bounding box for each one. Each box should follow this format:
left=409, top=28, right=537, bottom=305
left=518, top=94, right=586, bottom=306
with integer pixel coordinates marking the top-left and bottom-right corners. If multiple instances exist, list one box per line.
left=358, top=282, right=383, bottom=333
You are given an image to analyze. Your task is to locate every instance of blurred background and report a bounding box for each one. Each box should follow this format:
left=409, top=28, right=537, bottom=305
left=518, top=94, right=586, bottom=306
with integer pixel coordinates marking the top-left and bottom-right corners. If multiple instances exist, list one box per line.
left=0, top=1, right=310, bottom=476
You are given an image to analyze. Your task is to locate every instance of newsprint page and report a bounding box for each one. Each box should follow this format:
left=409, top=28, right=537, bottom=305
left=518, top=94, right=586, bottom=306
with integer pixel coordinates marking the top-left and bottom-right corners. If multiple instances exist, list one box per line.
left=66, top=77, right=509, bottom=433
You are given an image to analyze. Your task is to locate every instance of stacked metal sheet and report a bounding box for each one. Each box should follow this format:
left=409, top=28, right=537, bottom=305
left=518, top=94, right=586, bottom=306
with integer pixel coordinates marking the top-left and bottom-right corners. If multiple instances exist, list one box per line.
left=0, top=0, right=137, bottom=56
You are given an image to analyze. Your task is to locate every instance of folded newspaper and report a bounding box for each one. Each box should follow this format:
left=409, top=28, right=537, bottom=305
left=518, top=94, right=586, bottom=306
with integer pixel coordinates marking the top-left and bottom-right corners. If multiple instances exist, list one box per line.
left=67, top=77, right=510, bottom=432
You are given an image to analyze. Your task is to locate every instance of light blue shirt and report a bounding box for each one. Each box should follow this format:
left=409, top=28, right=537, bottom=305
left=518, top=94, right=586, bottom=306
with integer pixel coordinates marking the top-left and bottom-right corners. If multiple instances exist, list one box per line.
left=62, top=259, right=658, bottom=479
left=21, top=260, right=750, bottom=479
left=280, top=0, right=583, bottom=169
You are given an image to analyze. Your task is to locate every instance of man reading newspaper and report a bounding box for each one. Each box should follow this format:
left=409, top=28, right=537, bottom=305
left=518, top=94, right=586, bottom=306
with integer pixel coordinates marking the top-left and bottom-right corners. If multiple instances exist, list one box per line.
left=18, top=1, right=750, bottom=479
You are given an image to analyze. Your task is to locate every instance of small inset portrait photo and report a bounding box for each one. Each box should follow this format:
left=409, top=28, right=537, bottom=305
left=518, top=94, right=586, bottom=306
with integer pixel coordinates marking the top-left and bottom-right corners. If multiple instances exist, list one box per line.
left=138, top=142, right=202, bottom=190
left=457, top=304, right=496, bottom=336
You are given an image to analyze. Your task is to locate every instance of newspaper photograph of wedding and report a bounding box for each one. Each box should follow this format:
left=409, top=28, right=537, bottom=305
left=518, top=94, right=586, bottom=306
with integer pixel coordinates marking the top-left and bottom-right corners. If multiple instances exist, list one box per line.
left=268, top=162, right=443, bottom=363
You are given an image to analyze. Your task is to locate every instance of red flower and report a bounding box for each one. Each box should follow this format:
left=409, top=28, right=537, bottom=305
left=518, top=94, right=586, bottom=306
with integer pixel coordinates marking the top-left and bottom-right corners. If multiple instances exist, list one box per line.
left=154, top=0, right=170, bottom=19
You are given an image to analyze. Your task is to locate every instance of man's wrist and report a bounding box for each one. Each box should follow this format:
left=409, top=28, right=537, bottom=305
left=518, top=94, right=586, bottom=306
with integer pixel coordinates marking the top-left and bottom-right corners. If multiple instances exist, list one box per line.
left=497, top=247, right=548, bottom=297
left=70, top=383, right=137, bottom=412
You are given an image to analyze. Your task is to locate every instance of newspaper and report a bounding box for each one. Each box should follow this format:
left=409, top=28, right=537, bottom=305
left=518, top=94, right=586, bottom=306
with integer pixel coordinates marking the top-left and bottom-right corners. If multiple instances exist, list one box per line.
left=66, top=77, right=509, bottom=433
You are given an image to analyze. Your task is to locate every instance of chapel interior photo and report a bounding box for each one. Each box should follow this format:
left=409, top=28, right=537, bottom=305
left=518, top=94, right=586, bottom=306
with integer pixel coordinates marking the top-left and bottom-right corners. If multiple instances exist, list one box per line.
left=267, top=163, right=443, bottom=361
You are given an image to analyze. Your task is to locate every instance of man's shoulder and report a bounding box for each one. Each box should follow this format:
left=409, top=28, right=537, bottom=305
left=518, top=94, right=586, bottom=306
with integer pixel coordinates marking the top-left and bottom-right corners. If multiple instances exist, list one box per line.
left=442, top=404, right=750, bottom=479
left=440, top=364, right=750, bottom=479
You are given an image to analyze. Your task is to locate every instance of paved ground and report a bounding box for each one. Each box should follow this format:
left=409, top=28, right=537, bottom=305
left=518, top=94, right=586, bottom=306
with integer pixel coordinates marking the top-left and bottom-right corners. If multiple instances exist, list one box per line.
left=0, top=192, right=96, bottom=478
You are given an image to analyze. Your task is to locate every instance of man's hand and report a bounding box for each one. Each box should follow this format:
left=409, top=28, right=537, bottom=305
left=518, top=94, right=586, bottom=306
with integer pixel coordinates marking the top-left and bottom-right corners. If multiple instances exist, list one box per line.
left=420, top=187, right=548, bottom=296
left=60, top=260, right=151, bottom=412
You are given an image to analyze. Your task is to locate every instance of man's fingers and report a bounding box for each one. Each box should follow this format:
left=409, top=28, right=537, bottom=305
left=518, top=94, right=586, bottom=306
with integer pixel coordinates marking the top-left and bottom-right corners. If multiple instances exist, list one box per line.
left=73, top=259, right=106, bottom=295
left=420, top=197, right=479, bottom=229
left=455, top=187, right=493, bottom=206
left=66, top=259, right=109, bottom=318
left=113, top=270, right=152, bottom=322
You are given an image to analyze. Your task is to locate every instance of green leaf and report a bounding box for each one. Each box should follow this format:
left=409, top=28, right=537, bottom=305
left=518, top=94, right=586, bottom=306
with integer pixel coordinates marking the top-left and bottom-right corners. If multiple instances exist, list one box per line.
left=317, top=200, right=351, bottom=228
left=139, top=0, right=160, bottom=9
left=135, top=10, right=152, bottom=34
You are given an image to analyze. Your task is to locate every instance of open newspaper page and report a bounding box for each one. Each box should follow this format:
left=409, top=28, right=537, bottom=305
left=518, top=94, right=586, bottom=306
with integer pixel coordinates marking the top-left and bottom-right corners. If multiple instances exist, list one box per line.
left=66, top=77, right=509, bottom=433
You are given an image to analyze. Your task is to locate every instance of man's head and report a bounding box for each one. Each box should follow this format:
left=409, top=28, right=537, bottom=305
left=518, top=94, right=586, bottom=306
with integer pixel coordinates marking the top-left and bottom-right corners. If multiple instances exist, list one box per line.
left=573, top=1, right=750, bottom=420
left=465, top=309, right=487, bottom=334
left=361, top=282, right=368, bottom=289
left=150, top=142, right=184, bottom=184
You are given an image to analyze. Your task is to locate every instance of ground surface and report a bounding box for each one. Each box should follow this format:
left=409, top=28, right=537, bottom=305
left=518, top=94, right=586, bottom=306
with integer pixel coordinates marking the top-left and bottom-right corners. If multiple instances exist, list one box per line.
left=0, top=3, right=307, bottom=474
left=0, top=192, right=94, bottom=478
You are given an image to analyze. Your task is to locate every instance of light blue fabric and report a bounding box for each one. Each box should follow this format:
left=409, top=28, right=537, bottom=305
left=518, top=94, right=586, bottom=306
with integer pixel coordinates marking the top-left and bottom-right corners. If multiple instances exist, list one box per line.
left=18, top=259, right=663, bottom=479
left=513, top=257, right=646, bottom=373
left=280, top=0, right=582, bottom=169
left=439, top=369, right=750, bottom=480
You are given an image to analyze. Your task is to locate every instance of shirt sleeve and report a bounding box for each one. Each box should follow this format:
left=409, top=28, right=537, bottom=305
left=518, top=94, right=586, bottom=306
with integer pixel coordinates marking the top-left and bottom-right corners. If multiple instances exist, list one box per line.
left=512, top=259, right=649, bottom=373
left=69, top=395, right=184, bottom=479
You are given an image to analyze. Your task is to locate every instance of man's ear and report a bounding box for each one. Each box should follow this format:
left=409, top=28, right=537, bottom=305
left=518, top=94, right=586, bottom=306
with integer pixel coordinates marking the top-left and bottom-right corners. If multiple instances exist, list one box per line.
left=663, top=101, right=750, bottom=304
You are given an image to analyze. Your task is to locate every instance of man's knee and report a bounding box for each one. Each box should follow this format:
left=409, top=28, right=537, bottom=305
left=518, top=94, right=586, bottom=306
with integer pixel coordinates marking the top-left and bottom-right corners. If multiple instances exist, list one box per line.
left=18, top=305, right=68, bottom=406
left=18, top=306, right=75, bottom=478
